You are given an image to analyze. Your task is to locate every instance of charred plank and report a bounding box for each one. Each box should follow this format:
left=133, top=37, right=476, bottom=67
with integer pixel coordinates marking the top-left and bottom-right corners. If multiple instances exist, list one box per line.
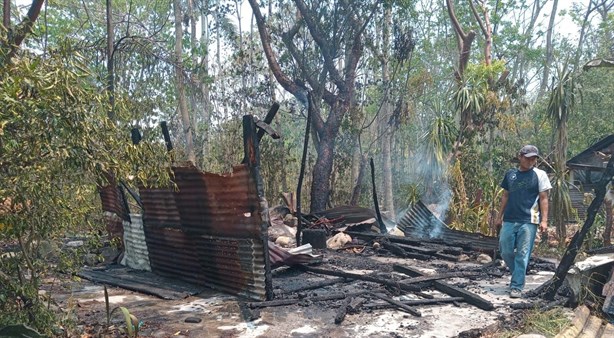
left=248, top=291, right=366, bottom=309
left=368, top=292, right=421, bottom=317
left=362, top=296, right=465, bottom=310
left=334, top=297, right=353, bottom=324
left=296, top=265, right=426, bottom=293
left=393, top=264, right=494, bottom=311
left=348, top=297, right=367, bottom=314
left=278, top=277, right=352, bottom=295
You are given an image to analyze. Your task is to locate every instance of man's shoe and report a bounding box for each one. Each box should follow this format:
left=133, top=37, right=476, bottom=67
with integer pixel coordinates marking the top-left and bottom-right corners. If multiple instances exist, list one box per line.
left=510, top=289, right=522, bottom=298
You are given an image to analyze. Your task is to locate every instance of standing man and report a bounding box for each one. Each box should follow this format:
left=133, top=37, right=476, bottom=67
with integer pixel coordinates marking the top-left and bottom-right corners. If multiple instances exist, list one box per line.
left=496, top=145, right=552, bottom=298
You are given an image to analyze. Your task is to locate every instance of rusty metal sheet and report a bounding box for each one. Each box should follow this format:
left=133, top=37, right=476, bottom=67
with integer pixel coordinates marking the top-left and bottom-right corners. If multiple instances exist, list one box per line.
left=172, top=165, right=263, bottom=237
left=139, top=163, right=272, bottom=301
left=140, top=187, right=181, bottom=228
left=142, top=226, right=205, bottom=285
left=397, top=201, right=498, bottom=253
left=99, top=184, right=129, bottom=221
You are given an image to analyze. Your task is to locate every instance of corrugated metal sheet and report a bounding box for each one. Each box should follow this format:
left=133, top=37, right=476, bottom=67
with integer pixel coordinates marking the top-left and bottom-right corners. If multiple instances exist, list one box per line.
left=121, top=214, right=151, bottom=271
left=397, top=201, right=499, bottom=252
left=99, top=172, right=129, bottom=222
left=140, top=187, right=181, bottom=228
left=141, top=226, right=205, bottom=285
left=139, top=164, right=272, bottom=301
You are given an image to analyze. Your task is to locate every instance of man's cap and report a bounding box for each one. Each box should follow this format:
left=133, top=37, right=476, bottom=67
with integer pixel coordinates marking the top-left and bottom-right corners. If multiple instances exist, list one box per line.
left=519, top=145, right=539, bottom=157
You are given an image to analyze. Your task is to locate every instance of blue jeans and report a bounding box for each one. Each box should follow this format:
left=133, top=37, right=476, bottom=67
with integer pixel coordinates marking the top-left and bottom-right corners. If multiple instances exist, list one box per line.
left=499, top=221, right=538, bottom=290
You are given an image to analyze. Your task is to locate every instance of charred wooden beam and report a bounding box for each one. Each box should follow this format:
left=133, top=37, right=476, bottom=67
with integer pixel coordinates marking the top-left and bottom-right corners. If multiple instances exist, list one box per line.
left=399, top=271, right=479, bottom=284
left=381, top=240, right=408, bottom=258
left=369, top=158, right=388, bottom=234
left=254, top=117, right=280, bottom=139
left=247, top=291, right=366, bottom=309
left=368, top=292, right=421, bottom=317
left=362, top=296, right=465, bottom=310
left=256, top=102, right=280, bottom=141
left=415, top=291, right=435, bottom=299
left=348, top=297, right=367, bottom=314
left=393, top=242, right=460, bottom=262
left=296, top=265, right=426, bottom=293
left=277, top=277, right=352, bottom=294
left=393, top=264, right=494, bottom=311
left=334, top=296, right=353, bottom=324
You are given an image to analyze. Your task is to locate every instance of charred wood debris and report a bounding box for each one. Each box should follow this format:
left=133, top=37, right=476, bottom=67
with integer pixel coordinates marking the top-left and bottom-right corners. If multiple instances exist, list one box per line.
left=252, top=204, right=557, bottom=325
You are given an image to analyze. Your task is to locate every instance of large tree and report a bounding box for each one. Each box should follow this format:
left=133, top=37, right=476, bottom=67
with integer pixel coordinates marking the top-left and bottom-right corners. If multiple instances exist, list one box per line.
left=248, top=0, right=380, bottom=212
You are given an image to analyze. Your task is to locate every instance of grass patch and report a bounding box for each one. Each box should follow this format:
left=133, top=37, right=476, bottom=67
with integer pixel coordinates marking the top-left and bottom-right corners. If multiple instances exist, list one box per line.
left=497, top=307, right=571, bottom=338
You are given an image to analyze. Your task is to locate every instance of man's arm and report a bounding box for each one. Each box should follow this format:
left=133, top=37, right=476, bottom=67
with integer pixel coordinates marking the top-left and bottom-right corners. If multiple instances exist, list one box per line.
left=495, top=190, right=509, bottom=227
left=538, top=190, right=549, bottom=233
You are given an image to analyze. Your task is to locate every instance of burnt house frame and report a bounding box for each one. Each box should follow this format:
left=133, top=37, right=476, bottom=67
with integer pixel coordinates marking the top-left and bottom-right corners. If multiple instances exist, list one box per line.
left=101, top=115, right=275, bottom=301
left=566, top=134, right=614, bottom=220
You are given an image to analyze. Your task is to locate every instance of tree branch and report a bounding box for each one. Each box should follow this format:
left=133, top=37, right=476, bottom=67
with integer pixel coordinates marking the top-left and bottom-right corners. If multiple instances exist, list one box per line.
left=293, top=0, right=346, bottom=91
left=247, top=0, right=301, bottom=96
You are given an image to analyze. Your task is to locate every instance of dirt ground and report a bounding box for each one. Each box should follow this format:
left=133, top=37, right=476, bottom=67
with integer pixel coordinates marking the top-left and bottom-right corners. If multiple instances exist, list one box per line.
left=46, top=250, right=565, bottom=338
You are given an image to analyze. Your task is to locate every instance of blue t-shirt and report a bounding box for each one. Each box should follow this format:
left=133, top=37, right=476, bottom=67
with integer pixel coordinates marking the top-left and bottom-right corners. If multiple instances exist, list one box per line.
left=501, top=167, right=552, bottom=224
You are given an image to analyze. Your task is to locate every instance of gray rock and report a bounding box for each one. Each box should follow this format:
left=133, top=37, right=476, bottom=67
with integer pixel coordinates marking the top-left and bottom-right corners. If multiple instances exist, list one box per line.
left=184, top=317, right=202, bottom=323
left=65, top=240, right=84, bottom=248
left=100, top=246, right=121, bottom=263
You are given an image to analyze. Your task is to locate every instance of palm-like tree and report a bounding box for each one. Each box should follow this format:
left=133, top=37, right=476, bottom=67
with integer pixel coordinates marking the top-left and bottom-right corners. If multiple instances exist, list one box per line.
left=546, top=68, right=578, bottom=240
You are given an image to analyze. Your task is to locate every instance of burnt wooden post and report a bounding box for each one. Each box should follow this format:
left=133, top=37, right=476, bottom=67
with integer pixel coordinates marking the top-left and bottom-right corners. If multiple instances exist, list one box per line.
left=257, top=102, right=280, bottom=141
left=243, top=115, right=274, bottom=300
left=296, top=93, right=312, bottom=246
left=539, top=155, right=614, bottom=300
left=370, top=158, right=388, bottom=234
left=160, top=121, right=173, bottom=151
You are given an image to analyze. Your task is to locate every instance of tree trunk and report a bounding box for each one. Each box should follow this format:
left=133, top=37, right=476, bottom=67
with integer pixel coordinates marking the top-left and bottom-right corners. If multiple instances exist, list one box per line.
left=2, top=0, right=9, bottom=30
left=106, top=0, right=115, bottom=119
left=1, top=0, right=44, bottom=63
left=510, top=0, right=546, bottom=86
left=539, top=0, right=558, bottom=97
left=446, top=0, right=476, bottom=156
left=379, top=3, right=395, bottom=219
left=248, top=0, right=371, bottom=212
left=199, top=2, right=211, bottom=162
left=573, top=2, right=595, bottom=71
left=310, top=133, right=335, bottom=212
left=174, top=0, right=196, bottom=164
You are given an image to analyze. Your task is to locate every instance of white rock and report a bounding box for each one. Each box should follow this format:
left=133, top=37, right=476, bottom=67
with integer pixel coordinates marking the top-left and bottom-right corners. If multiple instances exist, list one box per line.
left=477, top=253, right=493, bottom=264
left=326, top=232, right=352, bottom=250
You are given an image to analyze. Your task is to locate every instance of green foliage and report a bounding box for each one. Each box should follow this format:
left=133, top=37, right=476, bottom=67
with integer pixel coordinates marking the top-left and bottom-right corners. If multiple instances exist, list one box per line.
left=105, top=286, right=141, bottom=338
left=547, top=68, right=578, bottom=239
left=0, top=40, right=170, bottom=334
left=448, top=154, right=503, bottom=235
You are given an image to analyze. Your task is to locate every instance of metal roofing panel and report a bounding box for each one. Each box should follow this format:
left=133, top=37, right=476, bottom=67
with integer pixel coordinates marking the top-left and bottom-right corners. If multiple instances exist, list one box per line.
left=397, top=201, right=499, bottom=252
left=139, top=163, right=272, bottom=301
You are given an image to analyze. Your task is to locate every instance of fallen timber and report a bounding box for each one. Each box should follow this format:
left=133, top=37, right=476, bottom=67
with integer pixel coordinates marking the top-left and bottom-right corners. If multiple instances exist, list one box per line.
left=341, top=231, right=470, bottom=259
left=247, top=291, right=368, bottom=309
left=276, top=277, right=352, bottom=295
left=296, top=265, right=479, bottom=292
left=334, top=297, right=354, bottom=324
left=368, top=292, right=421, bottom=317
left=393, top=264, right=495, bottom=311
left=362, top=296, right=465, bottom=310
